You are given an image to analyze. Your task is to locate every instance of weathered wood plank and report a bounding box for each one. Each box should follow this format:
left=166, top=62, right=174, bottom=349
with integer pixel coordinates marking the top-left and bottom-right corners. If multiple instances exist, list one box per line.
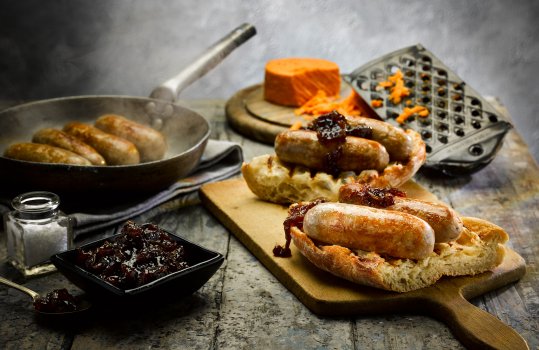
left=354, top=315, right=464, bottom=350
left=412, top=100, right=539, bottom=349
left=0, top=98, right=536, bottom=350
left=0, top=229, right=76, bottom=350
left=215, top=236, right=355, bottom=350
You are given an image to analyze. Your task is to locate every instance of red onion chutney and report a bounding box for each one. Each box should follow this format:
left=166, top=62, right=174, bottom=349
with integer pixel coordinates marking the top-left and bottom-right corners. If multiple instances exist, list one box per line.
left=33, top=288, right=79, bottom=313
left=306, top=111, right=373, bottom=175
left=75, top=221, right=189, bottom=289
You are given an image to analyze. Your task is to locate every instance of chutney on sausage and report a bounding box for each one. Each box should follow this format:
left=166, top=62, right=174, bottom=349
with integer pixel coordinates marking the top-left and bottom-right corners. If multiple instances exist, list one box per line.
left=275, top=130, right=390, bottom=173
left=339, top=183, right=463, bottom=243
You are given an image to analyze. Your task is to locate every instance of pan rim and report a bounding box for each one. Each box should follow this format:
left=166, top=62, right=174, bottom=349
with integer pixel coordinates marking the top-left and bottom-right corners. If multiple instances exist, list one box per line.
left=0, top=95, right=212, bottom=170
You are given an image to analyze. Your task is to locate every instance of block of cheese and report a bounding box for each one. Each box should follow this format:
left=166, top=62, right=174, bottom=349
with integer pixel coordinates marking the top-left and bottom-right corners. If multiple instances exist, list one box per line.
left=264, top=58, right=341, bottom=107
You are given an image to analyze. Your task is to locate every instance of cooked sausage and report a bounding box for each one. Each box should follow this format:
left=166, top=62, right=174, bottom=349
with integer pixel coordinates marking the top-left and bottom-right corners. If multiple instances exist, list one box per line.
left=339, top=183, right=463, bottom=243
left=94, top=114, right=166, bottom=162
left=303, top=202, right=435, bottom=259
left=346, top=116, right=413, bottom=161
left=4, top=143, right=92, bottom=165
left=32, top=128, right=106, bottom=166
left=389, top=198, right=463, bottom=243
left=63, top=122, right=140, bottom=165
left=275, top=130, right=390, bottom=173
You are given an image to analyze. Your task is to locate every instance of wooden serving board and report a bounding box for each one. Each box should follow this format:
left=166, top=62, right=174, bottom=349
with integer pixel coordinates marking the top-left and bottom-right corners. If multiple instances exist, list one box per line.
left=225, top=82, right=352, bottom=145
left=200, top=178, right=528, bottom=350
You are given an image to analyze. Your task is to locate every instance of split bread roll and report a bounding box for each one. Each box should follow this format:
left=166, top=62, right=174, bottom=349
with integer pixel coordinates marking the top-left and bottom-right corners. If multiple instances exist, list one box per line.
left=290, top=216, right=508, bottom=292
left=242, top=128, right=426, bottom=204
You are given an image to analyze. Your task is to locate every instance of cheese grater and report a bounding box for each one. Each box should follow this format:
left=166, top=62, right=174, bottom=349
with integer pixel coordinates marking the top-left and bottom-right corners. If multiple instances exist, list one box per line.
left=344, top=44, right=512, bottom=176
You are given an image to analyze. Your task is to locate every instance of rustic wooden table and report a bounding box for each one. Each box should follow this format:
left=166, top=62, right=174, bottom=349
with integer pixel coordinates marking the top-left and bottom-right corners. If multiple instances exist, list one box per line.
left=0, top=99, right=537, bottom=349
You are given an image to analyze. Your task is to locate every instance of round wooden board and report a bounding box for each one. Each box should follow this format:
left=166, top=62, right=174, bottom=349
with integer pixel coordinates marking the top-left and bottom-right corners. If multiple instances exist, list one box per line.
left=225, top=82, right=353, bottom=145
left=225, top=84, right=286, bottom=145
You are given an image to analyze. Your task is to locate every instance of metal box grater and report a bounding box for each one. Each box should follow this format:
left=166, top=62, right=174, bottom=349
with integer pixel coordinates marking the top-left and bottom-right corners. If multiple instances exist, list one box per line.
left=344, top=44, right=512, bottom=176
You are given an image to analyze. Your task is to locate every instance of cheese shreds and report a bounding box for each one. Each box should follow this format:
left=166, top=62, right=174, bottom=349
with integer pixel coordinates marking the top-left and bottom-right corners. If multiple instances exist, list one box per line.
left=294, top=90, right=363, bottom=117
left=396, top=106, right=430, bottom=124
left=289, top=121, right=303, bottom=130
left=371, top=99, right=383, bottom=108
left=378, top=70, right=411, bottom=104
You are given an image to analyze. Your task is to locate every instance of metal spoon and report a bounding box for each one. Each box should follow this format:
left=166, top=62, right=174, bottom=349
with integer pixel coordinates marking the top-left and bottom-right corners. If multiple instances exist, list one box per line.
left=0, top=275, right=91, bottom=316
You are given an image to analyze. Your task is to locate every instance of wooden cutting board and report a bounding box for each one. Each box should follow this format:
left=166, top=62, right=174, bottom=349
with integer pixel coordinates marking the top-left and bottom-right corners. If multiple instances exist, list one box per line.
left=225, top=82, right=354, bottom=145
left=200, top=178, right=528, bottom=350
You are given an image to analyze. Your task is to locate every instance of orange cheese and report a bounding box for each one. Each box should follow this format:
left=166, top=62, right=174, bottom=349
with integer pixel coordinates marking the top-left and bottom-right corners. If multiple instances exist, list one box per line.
left=370, top=99, right=383, bottom=108
left=264, top=58, right=341, bottom=107
left=289, top=121, right=303, bottom=130
left=396, top=105, right=430, bottom=124
left=378, top=69, right=410, bottom=104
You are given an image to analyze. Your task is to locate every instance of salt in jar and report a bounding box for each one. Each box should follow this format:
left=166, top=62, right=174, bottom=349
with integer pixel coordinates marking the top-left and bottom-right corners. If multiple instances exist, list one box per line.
left=4, top=191, right=73, bottom=277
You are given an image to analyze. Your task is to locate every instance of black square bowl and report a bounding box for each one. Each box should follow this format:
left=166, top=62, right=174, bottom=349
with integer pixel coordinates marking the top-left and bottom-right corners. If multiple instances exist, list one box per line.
left=50, top=230, right=224, bottom=304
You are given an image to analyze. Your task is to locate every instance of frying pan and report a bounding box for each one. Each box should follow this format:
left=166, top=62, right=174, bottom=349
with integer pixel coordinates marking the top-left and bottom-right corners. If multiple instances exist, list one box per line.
left=0, top=23, right=256, bottom=198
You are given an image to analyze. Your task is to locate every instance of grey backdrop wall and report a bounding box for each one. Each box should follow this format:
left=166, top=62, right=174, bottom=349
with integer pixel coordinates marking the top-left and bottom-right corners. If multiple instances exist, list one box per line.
left=1, top=0, right=538, bottom=163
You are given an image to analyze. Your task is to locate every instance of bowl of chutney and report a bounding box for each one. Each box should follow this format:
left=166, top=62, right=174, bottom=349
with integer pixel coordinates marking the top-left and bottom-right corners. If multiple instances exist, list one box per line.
left=50, top=221, right=224, bottom=303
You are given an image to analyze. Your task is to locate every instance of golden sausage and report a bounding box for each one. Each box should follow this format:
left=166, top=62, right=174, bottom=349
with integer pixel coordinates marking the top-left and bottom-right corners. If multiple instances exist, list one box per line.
left=32, top=128, right=106, bottom=166
left=63, top=122, right=140, bottom=165
left=346, top=116, right=413, bottom=161
left=95, top=114, right=166, bottom=162
left=4, top=143, right=92, bottom=165
left=303, top=202, right=435, bottom=259
left=339, top=183, right=463, bottom=243
left=275, top=130, right=390, bottom=173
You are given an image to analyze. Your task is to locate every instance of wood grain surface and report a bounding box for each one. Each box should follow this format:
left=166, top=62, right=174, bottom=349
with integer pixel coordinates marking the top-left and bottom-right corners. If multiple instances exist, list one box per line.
left=226, top=84, right=290, bottom=144
left=225, top=82, right=356, bottom=145
left=0, top=99, right=537, bottom=350
left=242, top=82, right=353, bottom=126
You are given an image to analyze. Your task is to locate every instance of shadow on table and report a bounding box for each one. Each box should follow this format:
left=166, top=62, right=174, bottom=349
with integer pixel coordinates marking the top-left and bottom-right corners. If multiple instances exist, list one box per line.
left=36, top=292, right=211, bottom=331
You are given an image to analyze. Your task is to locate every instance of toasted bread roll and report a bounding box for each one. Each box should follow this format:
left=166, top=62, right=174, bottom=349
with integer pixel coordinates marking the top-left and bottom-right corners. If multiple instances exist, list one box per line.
left=290, top=217, right=508, bottom=292
left=242, top=129, right=426, bottom=204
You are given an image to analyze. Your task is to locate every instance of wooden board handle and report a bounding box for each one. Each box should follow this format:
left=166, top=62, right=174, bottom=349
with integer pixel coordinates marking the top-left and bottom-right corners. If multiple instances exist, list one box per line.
left=427, top=288, right=528, bottom=350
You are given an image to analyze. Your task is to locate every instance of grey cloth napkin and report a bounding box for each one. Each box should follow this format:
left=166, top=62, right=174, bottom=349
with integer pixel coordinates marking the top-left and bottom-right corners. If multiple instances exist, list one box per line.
left=69, top=139, right=243, bottom=238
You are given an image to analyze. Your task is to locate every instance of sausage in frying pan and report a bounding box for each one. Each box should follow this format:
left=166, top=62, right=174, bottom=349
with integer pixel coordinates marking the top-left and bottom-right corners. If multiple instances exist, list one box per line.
left=32, top=128, right=106, bottom=166
left=4, top=143, right=92, bottom=166
left=63, top=122, right=140, bottom=165
left=95, top=114, right=167, bottom=162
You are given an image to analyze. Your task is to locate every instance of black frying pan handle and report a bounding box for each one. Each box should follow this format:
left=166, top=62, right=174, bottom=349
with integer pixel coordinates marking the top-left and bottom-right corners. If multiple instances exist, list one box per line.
left=150, top=23, right=256, bottom=102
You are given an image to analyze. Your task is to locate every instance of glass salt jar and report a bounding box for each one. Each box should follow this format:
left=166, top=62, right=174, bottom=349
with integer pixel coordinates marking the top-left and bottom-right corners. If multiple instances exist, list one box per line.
left=4, top=191, right=73, bottom=277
